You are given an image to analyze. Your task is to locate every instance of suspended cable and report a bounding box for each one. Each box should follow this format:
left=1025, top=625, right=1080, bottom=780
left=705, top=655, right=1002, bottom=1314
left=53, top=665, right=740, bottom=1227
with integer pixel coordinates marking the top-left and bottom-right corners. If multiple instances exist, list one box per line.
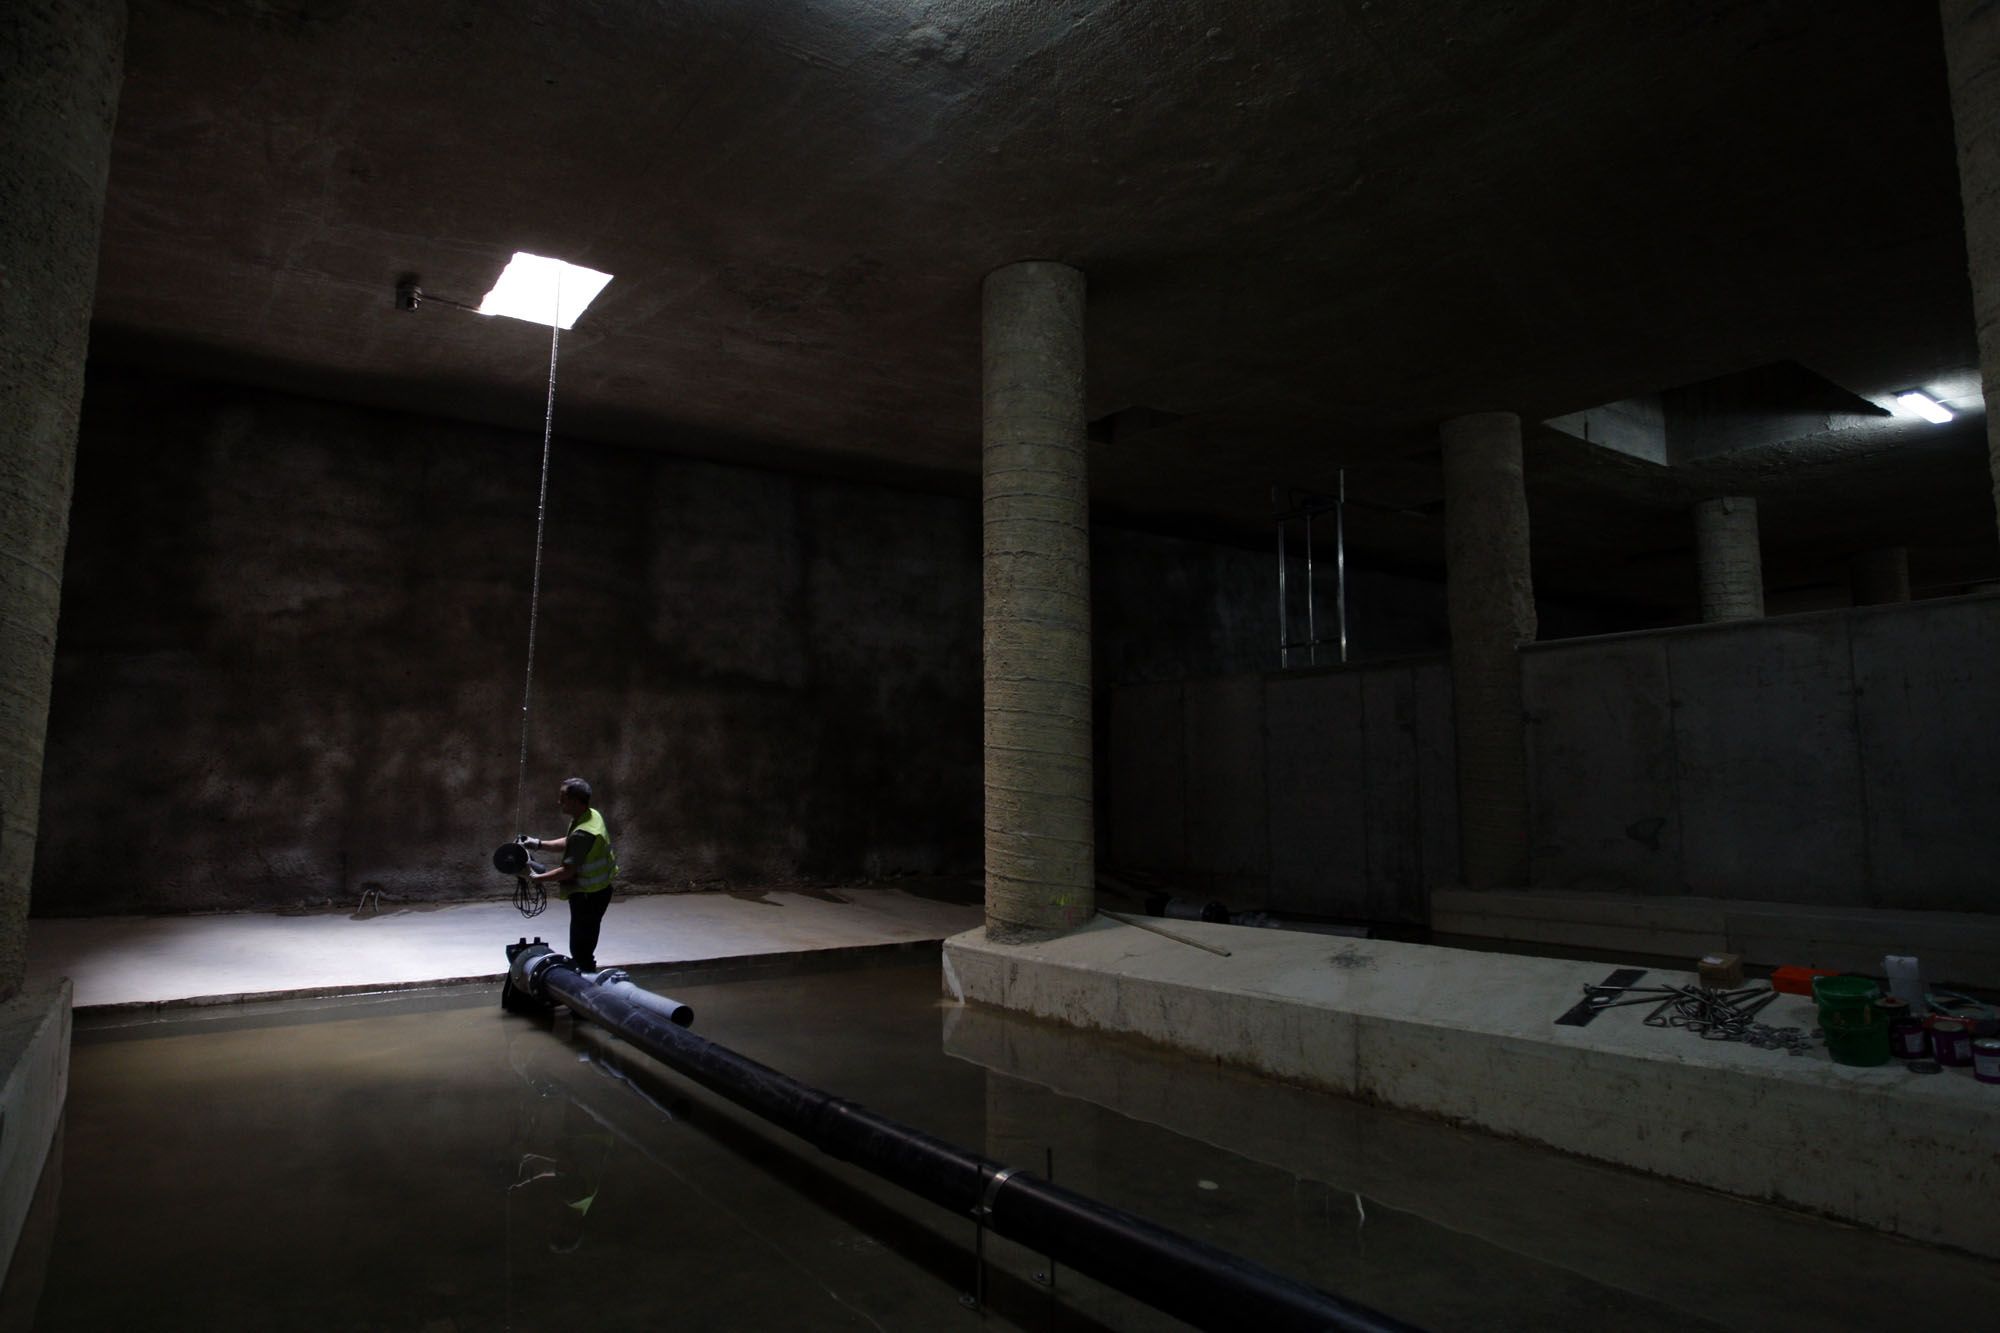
left=392, top=260, right=600, bottom=920
left=512, top=272, right=563, bottom=918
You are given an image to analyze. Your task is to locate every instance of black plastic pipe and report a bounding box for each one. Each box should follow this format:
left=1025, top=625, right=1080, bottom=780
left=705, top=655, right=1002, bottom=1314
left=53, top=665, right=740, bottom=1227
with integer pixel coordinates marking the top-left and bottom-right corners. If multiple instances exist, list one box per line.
left=507, top=942, right=1422, bottom=1333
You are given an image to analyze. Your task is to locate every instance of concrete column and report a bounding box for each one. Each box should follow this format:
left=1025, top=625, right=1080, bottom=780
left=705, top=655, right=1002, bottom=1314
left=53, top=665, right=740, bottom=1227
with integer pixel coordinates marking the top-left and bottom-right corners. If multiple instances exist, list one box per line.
left=1442, top=412, right=1536, bottom=890
left=0, top=1, right=127, bottom=999
left=981, top=262, right=1092, bottom=942
left=1692, top=497, right=1765, bottom=622
left=1850, top=546, right=1912, bottom=606
left=1942, top=1, right=2000, bottom=532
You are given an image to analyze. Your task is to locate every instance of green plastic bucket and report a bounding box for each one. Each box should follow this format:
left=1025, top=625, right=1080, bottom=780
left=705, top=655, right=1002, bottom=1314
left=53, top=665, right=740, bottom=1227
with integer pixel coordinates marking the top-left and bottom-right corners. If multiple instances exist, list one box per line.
left=1814, top=975, right=1890, bottom=1066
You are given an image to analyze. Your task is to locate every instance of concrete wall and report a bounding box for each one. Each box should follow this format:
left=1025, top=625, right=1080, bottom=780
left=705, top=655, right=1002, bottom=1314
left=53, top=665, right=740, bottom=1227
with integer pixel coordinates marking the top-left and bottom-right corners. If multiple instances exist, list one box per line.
left=1107, top=594, right=2000, bottom=925
left=35, top=370, right=985, bottom=913
left=0, top=983, right=69, bottom=1294
left=1106, top=658, right=1456, bottom=922
left=38, top=372, right=1314, bottom=917
left=1523, top=592, right=2000, bottom=911
left=1093, top=528, right=1464, bottom=688
left=1092, top=528, right=1276, bottom=686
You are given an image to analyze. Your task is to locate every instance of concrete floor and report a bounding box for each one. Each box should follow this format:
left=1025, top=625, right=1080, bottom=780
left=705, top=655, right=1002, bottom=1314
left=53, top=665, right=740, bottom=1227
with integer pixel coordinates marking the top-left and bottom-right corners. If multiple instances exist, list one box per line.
left=26, top=883, right=982, bottom=1009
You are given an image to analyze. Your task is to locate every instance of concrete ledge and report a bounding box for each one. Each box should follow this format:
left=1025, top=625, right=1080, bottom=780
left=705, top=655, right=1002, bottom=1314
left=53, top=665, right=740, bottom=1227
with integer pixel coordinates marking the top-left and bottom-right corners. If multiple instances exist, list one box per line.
left=942, top=921, right=2000, bottom=1258
left=0, top=982, right=71, bottom=1288
left=940, top=1000, right=2000, bottom=1328
left=1431, top=888, right=2000, bottom=987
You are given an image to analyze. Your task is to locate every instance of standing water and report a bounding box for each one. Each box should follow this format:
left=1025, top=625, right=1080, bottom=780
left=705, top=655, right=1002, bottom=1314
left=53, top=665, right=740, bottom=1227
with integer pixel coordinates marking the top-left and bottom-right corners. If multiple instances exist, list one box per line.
left=27, top=954, right=2000, bottom=1331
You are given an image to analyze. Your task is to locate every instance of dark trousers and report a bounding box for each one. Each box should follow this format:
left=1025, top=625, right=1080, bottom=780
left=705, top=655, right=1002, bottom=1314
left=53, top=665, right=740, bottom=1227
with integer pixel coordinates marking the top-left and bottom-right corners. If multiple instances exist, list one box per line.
left=567, top=886, right=612, bottom=971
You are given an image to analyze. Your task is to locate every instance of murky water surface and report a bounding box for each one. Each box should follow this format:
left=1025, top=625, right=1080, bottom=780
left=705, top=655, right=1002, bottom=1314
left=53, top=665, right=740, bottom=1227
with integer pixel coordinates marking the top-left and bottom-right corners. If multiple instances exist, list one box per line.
left=33, top=955, right=2000, bottom=1331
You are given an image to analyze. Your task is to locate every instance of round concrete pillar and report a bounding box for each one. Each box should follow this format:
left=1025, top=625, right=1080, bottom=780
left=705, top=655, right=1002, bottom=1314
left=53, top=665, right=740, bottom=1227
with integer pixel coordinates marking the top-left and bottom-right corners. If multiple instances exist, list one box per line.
left=981, top=262, right=1092, bottom=942
left=1850, top=546, right=1912, bottom=606
left=1942, top=0, right=2000, bottom=533
left=0, top=0, right=126, bottom=997
left=1692, top=497, right=1765, bottom=622
left=1441, top=411, right=1536, bottom=890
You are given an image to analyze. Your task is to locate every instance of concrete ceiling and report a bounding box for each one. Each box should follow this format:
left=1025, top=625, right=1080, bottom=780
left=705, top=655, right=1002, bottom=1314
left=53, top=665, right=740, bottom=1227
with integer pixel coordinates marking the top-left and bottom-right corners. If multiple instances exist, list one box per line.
left=89, top=0, right=1995, bottom=611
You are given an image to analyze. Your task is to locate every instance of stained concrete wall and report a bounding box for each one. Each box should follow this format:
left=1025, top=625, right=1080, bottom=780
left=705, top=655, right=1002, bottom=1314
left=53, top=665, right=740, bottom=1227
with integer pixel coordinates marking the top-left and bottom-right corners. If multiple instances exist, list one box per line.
left=1106, top=658, right=1456, bottom=922
left=38, top=371, right=1316, bottom=917
left=1524, top=592, right=2000, bottom=911
left=35, top=370, right=985, bottom=913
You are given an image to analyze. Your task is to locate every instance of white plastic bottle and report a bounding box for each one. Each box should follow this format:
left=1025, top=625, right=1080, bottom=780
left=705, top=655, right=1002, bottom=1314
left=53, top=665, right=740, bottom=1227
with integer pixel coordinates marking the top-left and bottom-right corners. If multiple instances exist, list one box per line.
left=1883, top=955, right=1927, bottom=1016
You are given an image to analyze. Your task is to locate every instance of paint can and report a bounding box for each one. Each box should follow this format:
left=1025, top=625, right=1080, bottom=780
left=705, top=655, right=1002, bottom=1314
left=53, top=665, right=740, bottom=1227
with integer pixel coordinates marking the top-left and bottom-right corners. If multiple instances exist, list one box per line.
left=1928, top=1018, right=1973, bottom=1068
left=1889, top=1017, right=1930, bottom=1061
left=1874, top=996, right=1909, bottom=1023
left=1973, top=1039, right=2000, bottom=1086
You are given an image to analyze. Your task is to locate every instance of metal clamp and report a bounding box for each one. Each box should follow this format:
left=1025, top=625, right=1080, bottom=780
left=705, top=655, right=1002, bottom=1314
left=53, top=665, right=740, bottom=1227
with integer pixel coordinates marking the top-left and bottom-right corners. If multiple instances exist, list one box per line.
left=962, top=1165, right=1023, bottom=1313
left=978, top=1165, right=1020, bottom=1220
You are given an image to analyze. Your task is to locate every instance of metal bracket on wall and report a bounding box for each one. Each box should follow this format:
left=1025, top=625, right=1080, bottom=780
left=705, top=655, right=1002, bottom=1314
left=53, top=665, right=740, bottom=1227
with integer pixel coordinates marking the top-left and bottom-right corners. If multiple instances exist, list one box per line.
left=960, top=1164, right=1020, bottom=1312
left=1034, top=1147, right=1057, bottom=1289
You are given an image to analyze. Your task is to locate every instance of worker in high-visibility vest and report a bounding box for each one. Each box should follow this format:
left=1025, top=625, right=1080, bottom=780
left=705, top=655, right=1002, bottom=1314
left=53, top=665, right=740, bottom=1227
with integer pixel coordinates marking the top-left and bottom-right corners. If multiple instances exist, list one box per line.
left=522, top=776, right=620, bottom=972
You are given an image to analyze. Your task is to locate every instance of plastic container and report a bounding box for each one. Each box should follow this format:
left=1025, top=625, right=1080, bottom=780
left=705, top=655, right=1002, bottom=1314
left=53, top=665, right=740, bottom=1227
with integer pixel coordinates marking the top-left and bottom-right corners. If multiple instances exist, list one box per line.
left=1773, top=965, right=1838, bottom=996
left=1814, top=975, right=1890, bottom=1066
left=1882, top=955, right=1928, bottom=1016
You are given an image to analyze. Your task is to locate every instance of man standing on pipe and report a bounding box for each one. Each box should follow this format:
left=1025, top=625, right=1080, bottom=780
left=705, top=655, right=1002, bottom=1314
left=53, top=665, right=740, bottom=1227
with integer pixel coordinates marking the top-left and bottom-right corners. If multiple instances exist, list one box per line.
left=521, top=777, right=619, bottom=971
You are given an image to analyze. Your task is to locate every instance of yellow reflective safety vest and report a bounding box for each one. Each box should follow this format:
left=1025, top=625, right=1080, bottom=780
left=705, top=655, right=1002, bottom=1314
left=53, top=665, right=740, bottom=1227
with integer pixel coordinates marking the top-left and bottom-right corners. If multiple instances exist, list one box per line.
left=566, top=808, right=619, bottom=895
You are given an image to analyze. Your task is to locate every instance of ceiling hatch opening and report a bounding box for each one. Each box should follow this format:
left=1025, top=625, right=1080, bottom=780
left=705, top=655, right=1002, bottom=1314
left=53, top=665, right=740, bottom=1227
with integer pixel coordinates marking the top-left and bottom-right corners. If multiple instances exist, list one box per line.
left=478, top=252, right=613, bottom=329
left=1894, top=389, right=1954, bottom=424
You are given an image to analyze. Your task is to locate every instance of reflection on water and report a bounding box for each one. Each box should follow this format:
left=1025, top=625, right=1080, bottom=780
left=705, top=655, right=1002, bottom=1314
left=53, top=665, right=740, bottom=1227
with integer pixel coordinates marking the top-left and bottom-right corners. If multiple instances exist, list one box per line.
left=944, top=999, right=2000, bottom=1331
left=31, top=958, right=2000, bottom=1332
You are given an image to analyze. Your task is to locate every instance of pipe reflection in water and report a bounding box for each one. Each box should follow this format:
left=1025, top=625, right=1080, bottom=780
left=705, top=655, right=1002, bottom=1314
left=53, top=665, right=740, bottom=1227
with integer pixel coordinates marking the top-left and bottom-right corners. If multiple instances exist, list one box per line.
left=503, top=1030, right=615, bottom=1332
left=511, top=1012, right=951, bottom=1333
left=508, top=943, right=1414, bottom=1333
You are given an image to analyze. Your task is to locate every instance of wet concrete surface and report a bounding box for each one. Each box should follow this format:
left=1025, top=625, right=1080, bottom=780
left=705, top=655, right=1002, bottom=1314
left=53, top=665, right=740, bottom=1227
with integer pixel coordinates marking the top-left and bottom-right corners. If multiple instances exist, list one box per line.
left=27, top=954, right=2000, bottom=1332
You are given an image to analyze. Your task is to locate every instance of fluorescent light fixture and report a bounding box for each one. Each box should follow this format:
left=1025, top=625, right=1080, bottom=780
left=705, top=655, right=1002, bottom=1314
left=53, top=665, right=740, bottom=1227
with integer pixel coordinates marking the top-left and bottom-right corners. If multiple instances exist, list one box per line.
left=1893, top=389, right=1954, bottom=424
left=478, top=252, right=613, bottom=330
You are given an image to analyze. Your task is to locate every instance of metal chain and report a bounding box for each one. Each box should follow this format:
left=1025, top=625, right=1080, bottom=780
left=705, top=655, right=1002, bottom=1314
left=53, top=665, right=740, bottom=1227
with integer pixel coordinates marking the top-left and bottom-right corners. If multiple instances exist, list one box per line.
left=1581, top=982, right=1824, bottom=1055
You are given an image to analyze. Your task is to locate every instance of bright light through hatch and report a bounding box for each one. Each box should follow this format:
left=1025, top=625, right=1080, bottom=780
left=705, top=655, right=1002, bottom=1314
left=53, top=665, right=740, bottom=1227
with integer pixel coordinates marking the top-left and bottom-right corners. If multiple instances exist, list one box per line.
left=478, top=252, right=613, bottom=330
left=1893, top=389, right=1955, bottom=424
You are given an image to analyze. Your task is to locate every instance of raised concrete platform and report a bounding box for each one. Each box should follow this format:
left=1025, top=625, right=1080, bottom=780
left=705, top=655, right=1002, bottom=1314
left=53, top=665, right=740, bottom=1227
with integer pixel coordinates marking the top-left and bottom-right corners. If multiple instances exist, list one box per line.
left=1431, top=888, right=2000, bottom=988
left=940, top=998, right=2000, bottom=1330
left=28, top=885, right=981, bottom=1010
left=0, top=982, right=70, bottom=1289
left=942, top=918, right=2000, bottom=1259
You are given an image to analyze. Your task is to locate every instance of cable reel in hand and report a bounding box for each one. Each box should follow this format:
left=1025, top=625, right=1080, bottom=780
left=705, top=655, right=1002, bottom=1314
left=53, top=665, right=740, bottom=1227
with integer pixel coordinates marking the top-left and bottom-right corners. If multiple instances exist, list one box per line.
left=494, top=839, right=548, bottom=919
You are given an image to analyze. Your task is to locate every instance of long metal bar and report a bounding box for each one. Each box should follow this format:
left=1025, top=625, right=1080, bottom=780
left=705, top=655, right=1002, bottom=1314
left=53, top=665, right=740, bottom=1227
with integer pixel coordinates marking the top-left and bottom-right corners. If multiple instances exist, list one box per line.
left=1276, top=486, right=1356, bottom=668
left=507, top=944, right=1418, bottom=1333
left=1336, top=467, right=1349, bottom=663
left=1304, top=510, right=1318, bottom=667
left=1275, top=488, right=1290, bottom=669
left=1099, top=908, right=1234, bottom=957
